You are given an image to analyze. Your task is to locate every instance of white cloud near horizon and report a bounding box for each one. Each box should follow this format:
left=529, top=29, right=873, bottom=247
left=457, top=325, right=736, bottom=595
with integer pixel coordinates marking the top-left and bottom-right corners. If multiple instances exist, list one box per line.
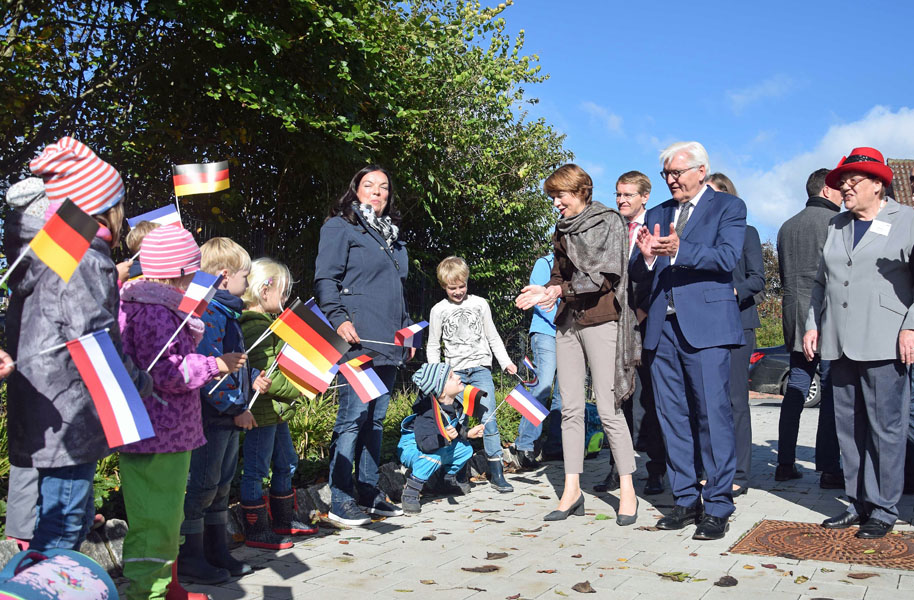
left=727, top=74, right=793, bottom=114
left=723, top=106, right=914, bottom=239
left=580, top=101, right=623, bottom=135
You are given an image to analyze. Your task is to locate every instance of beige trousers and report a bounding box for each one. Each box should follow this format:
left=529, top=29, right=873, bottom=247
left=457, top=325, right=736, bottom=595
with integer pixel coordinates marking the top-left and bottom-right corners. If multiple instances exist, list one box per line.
left=556, top=319, right=635, bottom=476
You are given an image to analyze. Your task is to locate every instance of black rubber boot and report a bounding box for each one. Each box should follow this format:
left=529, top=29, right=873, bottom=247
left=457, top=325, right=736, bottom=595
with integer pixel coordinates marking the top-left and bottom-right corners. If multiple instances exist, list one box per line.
left=402, top=475, right=424, bottom=514
left=241, top=503, right=293, bottom=550
left=203, top=522, right=252, bottom=577
left=487, top=459, right=514, bottom=493
left=270, top=491, right=318, bottom=536
left=177, top=532, right=230, bottom=585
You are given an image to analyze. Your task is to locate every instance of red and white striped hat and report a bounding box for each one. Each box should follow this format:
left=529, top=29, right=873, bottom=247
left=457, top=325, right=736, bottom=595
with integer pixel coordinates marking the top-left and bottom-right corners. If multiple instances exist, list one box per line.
left=29, top=136, right=125, bottom=215
left=140, top=225, right=201, bottom=279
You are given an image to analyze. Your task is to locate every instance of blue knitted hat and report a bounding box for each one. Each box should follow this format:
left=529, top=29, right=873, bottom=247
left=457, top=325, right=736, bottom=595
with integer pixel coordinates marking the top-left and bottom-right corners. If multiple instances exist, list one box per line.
left=412, top=363, right=451, bottom=398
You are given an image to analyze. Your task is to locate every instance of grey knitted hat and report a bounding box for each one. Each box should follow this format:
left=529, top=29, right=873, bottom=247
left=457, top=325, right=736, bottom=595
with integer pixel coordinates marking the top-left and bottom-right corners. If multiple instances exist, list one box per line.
left=6, top=177, right=50, bottom=218
left=411, top=363, right=452, bottom=398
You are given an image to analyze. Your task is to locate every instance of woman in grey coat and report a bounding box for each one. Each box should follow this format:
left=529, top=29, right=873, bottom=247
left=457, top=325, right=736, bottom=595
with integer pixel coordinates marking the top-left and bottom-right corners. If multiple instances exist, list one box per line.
left=314, top=165, right=412, bottom=527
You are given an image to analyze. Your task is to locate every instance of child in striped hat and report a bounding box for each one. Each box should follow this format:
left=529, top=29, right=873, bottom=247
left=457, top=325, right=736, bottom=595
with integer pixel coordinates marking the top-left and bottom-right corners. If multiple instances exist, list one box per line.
left=396, top=363, right=484, bottom=513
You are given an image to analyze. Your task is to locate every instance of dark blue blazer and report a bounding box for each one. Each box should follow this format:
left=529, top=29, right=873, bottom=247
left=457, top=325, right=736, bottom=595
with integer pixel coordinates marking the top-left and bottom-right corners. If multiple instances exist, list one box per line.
left=733, top=225, right=765, bottom=330
left=630, top=187, right=747, bottom=350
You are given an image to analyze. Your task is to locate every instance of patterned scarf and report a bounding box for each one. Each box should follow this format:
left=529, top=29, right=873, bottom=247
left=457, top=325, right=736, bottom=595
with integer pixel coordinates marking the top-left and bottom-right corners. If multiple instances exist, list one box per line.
left=356, top=201, right=399, bottom=247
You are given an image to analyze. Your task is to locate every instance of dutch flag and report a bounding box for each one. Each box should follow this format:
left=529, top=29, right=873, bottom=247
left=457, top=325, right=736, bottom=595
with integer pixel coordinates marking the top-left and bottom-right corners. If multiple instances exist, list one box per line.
left=505, top=383, right=549, bottom=427
left=339, top=352, right=389, bottom=403
left=66, top=330, right=155, bottom=448
left=127, top=205, right=182, bottom=229
left=394, top=321, right=429, bottom=348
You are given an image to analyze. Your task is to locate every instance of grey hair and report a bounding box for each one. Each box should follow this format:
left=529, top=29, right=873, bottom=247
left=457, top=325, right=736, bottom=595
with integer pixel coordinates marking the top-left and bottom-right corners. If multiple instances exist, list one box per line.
left=659, top=141, right=710, bottom=179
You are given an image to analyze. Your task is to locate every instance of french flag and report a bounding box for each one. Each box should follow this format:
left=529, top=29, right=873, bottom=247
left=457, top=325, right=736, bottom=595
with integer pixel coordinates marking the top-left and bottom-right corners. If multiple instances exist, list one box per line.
left=339, top=352, right=389, bottom=403
left=66, top=330, right=155, bottom=448
left=127, top=205, right=182, bottom=229
left=522, top=355, right=539, bottom=386
left=178, top=272, right=222, bottom=317
left=394, top=321, right=429, bottom=348
left=505, top=383, right=549, bottom=427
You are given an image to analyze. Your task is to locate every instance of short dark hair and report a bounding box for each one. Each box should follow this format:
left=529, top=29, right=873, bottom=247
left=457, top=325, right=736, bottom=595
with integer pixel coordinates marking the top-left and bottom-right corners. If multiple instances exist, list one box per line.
left=327, top=165, right=401, bottom=227
left=806, top=168, right=831, bottom=198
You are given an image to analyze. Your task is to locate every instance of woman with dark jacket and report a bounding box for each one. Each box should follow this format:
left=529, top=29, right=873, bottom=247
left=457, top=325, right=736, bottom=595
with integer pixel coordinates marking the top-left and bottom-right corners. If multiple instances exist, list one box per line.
left=516, top=164, right=641, bottom=523
left=314, top=165, right=412, bottom=527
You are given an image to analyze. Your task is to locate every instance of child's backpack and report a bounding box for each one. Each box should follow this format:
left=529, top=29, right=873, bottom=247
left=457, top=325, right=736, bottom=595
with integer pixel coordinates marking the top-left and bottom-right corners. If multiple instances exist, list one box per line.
left=584, top=401, right=603, bottom=458
left=0, top=549, right=117, bottom=600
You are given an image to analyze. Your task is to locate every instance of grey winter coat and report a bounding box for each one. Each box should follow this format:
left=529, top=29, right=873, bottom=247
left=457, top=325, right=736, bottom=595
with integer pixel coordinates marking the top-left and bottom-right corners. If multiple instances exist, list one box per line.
left=4, top=210, right=151, bottom=468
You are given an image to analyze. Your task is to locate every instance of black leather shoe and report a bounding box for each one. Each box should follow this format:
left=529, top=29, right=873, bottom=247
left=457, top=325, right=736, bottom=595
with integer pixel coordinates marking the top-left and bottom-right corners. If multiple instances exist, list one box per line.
left=594, top=469, right=619, bottom=492
left=656, top=502, right=703, bottom=530
left=643, top=474, right=664, bottom=496
left=856, top=518, right=893, bottom=539
left=819, top=471, right=845, bottom=489
left=774, top=464, right=802, bottom=481
left=517, top=450, right=540, bottom=471
left=732, top=485, right=748, bottom=498
left=821, top=511, right=861, bottom=529
left=544, top=494, right=584, bottom=521
left=693, top=515, right=729, bottom=540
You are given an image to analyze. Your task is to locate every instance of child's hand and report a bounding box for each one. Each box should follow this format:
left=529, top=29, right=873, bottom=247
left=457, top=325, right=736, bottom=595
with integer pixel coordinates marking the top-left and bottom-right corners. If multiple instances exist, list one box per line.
left=115, top=260, right=133, bottom=283
left=253, top=371, right=272, bottom=393
left=234, top=410, right=257, bottom=430
left=444, top=425, right=459, bottom=441
left=505, top=363, right=518, bottom=376
left=0, top=348, right=15, bottom=379
left=216, top=352, right=247, bottom=374
left=467, top=424, right=484, bottom=439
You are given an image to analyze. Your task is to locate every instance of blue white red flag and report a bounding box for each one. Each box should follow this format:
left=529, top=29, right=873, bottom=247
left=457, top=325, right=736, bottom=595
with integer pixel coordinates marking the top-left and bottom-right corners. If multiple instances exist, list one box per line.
left=395, top=321, right=429, bottom=348
left=127, top=205, right=182, bottom=229
left=505, top=383, right=549, bottom=426
left=338, top=352, right=388, bottom=403
left=304, top=297, right=332, bottom=327
left=66, top=330, right=155, bottom=448
left=178, top=272, right=223, bottom=317
left=521, top=355, right=538, bottom=386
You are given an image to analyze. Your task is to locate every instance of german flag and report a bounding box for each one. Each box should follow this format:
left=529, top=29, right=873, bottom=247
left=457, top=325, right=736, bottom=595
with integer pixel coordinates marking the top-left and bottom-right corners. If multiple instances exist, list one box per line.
left=432, top=395, right=450, bottom=443
left=461, top=384, right=486, bottom=420
left=172, top=161, right=230, bottom=196
left=269, top=298, right=349, bottom=373
left=28, top=199, right=99, bottom=282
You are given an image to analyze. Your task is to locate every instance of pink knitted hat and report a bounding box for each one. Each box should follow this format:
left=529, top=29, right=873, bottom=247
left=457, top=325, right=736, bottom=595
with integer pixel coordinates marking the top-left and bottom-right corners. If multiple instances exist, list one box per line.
left=140, top=225, right=201, bottom=279
left=29, top=136, right=125, bottom=215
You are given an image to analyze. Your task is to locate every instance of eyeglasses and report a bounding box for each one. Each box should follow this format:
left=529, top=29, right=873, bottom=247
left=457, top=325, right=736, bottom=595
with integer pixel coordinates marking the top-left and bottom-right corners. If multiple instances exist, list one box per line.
left=660, top=165, right=699, bottom=180
left=614, top=192, right=642, bottom=199
left=838, top=175, right=871, bottom=195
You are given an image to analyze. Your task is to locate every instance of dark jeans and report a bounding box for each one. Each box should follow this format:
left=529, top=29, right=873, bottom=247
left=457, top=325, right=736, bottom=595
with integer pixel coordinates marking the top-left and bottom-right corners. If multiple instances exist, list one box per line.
left=240, top=422, right=298, bottom=503
left=31, top=462, right=97, bottom=551
left=328, top=365, right=398, bottom=509
left=182, top=406, right=239, bottom=534
left=777, top=352, right=840, bottom=473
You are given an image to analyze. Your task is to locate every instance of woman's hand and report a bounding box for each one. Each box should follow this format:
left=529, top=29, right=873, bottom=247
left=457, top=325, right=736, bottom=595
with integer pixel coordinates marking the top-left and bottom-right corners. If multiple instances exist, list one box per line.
left=444, top=425, right=459, bottom=441
left=337, top=320, right=360, bottom=344
left=234, top=410, right=257, bottom=430
left=253, top=371, right=272, bottom=393
left=115, top=260, right=133, bottom=284
left=217, top=352, right=247, bottom=374
left=802, top=330, right=818, bottom=362
left=515, top=285, right=560, bottom=311
left=899, top=329, right=914, bottom=365
left=0, top=348, right=14, bottom=379
left=505, top=363, right=518, bottom=376
left=467, top=424, right=484, bottom=439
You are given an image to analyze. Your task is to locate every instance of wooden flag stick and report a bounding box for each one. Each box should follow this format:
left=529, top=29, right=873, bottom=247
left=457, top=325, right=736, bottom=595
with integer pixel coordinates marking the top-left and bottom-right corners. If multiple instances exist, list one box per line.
left=481, top=396, right=509, bottom=426
left=0, top=248, right=30, bottom=289
left=173, top=192, right=183, bottom=226
left=146, top=311, right=195, bottom=372
left=206, top=326, right=274, bottom=394
left=130, top=249, right=141, bottom=262
left=358, top=339, right=400, bottom=347
left=10, top=327, right=110, bottom=367
left=246, top=356, right=280, bottom=411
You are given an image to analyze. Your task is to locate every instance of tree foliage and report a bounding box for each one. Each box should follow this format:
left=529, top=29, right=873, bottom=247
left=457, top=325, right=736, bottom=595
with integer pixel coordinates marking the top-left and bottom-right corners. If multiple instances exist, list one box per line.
left=1, top=0, right=570, bottom=343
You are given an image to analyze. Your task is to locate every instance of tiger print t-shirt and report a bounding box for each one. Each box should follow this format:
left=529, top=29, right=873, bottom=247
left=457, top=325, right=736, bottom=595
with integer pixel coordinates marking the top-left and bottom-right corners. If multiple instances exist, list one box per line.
left=426, top=294, right=512, bottom=371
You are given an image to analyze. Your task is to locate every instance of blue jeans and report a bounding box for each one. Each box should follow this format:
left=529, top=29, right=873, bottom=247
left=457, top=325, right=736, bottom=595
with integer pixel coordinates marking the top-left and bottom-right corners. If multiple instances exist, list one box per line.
left=396, top=431, right=474, bottom=482
left=240, top=422, right=299, bottom=503
left=328, top=365, right=398, bottom=509
left=515, top=333, right=562, bottom=453
left=182, top=408, right=239, bottom=534
left=30, top=462, right=97, bottom=551
left=777, top=352, right=840, bottom=472
left=455, top=367, right=502, bottom=459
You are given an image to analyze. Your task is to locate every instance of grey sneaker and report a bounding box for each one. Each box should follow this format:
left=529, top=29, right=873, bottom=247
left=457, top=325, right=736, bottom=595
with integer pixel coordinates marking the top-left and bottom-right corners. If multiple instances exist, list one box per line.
left=328, top=501, right=371, bottom=526
left=360, top=497, right=404, bottom=517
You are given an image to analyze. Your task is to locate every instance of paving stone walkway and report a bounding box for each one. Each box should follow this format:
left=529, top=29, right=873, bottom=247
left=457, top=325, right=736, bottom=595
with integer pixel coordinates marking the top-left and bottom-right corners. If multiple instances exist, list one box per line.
left=187, top=394, right=914, bottom=600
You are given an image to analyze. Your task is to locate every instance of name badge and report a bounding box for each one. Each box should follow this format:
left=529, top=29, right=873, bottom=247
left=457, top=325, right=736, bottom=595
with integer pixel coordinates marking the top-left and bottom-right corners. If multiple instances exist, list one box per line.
left=870, top=220, right=891, bottom=236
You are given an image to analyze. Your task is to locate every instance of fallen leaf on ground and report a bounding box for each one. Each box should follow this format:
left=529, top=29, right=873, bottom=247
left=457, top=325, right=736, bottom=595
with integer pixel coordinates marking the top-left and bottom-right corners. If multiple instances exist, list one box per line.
left=537, top=569, right=557, bottom=574
left=466, top=587, right=486, bottom=592
left=571, top=554, right=582, bottom=558
left=339, top=540, right=349, bottom=545
left=486, top=519, right=505, bottom=523
left=794, top=576, right=809, bottom=584
left=658, top=572, right=691, bottom=582
left=862, top=549, right=876, bottom=554
left=820, top=568, right=834, bottom=573
left=421, top=535, right=437, bottom=541
left=394, top=590, right=413, bottom=593
left=524, top=534, right=538, bottom=538
left=761, top=563, right=777, bottom=569
left=539, top=495, right=551, bottom=499
left=847, top=573, right=879, bottom=580
left=520, top=527, right=543, bottom=533
left=571, top=581, right=596, bottom=593
left=514, top=503, right=526, bottom=506
left=342, top=552, right=353, bottom=556
left=420, top=580, right=435, bottom=585
left=713, top=576, right=738, bottom=587
left=486, top=552, right=508, bottom=560
left=506, top=595, right=521, bottom=600
left=742, top=565, right=755, bottom=570
left=462, top=565, right=500, bottom=573
left=554, top=591, right=568, bottom=597
left=689, top=553, right=698, bottom=557
left=616, top=558, right=628, bottom=562
left=594, top=514, right=610, bottom=520
left=473, top=508, right=499, bottom=513
left=635, top=525, right=660, bottom=531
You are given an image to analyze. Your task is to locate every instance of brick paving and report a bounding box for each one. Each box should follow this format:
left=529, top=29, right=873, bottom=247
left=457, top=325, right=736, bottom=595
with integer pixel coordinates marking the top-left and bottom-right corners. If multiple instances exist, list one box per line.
left=187, top=394, right=914, bottom=600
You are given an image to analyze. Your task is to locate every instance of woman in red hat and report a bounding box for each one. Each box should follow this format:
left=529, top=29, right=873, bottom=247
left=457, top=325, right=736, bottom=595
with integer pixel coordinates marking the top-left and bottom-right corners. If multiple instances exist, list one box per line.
left=804, top=147, right=913, bottom=539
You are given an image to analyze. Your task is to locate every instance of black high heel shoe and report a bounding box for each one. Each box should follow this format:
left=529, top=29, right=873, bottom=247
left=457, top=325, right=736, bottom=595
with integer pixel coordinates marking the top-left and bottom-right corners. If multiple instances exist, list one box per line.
left=544, top=494, right=584, bottom=521
left=616, top=498, right=638, bottom=526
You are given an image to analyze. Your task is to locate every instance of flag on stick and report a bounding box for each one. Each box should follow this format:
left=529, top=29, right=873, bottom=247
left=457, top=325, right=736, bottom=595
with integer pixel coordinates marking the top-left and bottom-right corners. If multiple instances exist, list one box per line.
left=172, top=161, right=230, bottom=196
left=521, top=355, right=539, bottom=386
left=276, top=342, right=339, bottom=399
left=28, top=199, right=99, bottom=282
left=66, top=330, right=155, bottom=447
left=338, top=352, right=388, bottom=403
left=394, top=321, right=429, bottom=348
left=127, top=205, right=182, bottom=229
left=461, top=384, right=486, bottom=419
left=431, top=395, right=450, bottom=443
left=505, top=383, right=549, bottom=427
left=304, top=297, right=332, bottom=327
left=269, top=299, right=349, bottom=373
left=178, top=272, right=223, bottom=317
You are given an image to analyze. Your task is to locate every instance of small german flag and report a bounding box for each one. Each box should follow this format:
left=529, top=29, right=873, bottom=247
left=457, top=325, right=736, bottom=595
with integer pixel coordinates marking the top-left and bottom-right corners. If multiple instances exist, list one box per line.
left=28, top=199, right=99, bottom=282
left=172, top=161, right=230, bottom=196
left=269, top=298, right=349, bottom=373
left=461, top=384, right=486, bottom=419
left=432, top=395, right=451, bottom=443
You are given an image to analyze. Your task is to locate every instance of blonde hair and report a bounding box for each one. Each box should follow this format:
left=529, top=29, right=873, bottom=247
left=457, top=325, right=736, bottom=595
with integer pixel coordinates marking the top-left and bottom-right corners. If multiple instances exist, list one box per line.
left=242, top=258, right=292, bottom=309
left=543, top=164, right=593, bottom=204
left=616, top=171, right=652, bottom=196
left=125, top=221, right=162, bottom=254
left=96, top=202, right=125, bottom=249
left=437, top=256, right=469, bottom=287
left=200, top=237, right=251, bottom=275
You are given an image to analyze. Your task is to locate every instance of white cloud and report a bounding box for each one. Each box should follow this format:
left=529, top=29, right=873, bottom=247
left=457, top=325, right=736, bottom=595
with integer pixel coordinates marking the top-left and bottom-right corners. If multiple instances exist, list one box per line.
left=580, top=101, right=623, bottom=135
left=726, top=74, right=793, bottom=114
left=723, top=106, right=914, bottom=238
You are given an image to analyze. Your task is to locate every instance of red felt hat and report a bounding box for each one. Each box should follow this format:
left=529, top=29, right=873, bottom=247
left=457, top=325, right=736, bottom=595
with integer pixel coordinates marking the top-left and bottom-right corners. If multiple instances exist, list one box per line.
left=825, top=147, right=893, bottom=189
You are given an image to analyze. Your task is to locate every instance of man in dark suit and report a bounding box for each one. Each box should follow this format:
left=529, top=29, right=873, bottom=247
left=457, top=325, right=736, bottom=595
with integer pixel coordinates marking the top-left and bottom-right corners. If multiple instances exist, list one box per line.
left=776, top=169, right=843, bottom=487
left=631, top=141, right=746, bottom=540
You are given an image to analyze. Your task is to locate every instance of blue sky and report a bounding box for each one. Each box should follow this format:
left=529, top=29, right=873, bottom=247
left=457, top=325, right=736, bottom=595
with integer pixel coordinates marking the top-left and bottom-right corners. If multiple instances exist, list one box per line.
left=504, top=0, right=914, bottom=241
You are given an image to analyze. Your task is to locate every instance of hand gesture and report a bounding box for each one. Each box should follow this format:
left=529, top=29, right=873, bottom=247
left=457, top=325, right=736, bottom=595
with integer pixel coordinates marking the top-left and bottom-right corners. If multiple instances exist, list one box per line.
left=505, top=363, right=518, bottom=376
left=467, top=424, right=484, bottom=439
left=216, top=352, right=247, bottom=374
left=253, top=371, right=272, bottom=393
left=652, top=223, right=680, bottom=257
left=899, top=329, right=914, bottom=365
left=444, top=425, right=459, bottom=441
left=635, top=225, right=658, bottom=261
left=0, top=348, right=14, bottom=380
left=337, top=320, right=360, bottom=344
left=115, top=260, right=133, bottom=284
left=802, top=330, right=818, bottom=362
left=234, top=410, right=257, bottom=430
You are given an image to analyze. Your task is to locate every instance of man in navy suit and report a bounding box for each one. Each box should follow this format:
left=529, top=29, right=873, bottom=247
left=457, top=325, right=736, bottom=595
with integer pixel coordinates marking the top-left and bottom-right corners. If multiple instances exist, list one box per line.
left=630, top=141, right=747, bottom=540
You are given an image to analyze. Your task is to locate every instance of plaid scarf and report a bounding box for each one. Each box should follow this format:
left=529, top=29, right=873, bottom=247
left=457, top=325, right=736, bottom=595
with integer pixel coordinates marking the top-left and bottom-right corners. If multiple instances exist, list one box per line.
left=356, top=201, right=399, bottom=247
